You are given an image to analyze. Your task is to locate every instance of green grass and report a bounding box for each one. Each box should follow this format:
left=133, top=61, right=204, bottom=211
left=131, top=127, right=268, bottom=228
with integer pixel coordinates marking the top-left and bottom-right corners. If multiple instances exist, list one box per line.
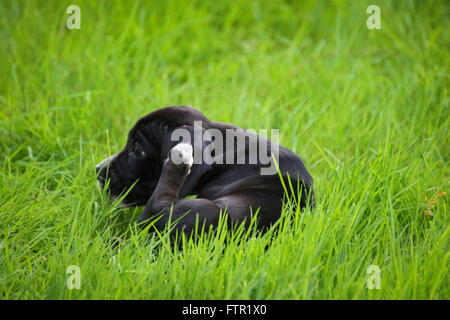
left=0, top=0, right=449, bottom=299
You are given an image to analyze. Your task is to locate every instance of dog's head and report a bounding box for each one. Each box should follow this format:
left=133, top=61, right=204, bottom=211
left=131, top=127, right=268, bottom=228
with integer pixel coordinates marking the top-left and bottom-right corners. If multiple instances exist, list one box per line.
left=96, top=118, right=165, bottom=206
left=96, top=106, right=209, bottom=206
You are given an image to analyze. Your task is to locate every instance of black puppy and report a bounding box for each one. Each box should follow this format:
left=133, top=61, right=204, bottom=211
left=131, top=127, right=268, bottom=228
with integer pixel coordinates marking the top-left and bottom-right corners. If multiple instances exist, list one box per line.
left=96, top=106, right=314, bottom=237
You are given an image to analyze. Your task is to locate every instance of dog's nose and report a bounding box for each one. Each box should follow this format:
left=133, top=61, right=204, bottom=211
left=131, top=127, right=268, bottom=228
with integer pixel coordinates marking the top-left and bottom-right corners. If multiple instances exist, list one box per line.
left=96, top=165, right=106, bottom=187
left=96, top=154, right=118, bottom=188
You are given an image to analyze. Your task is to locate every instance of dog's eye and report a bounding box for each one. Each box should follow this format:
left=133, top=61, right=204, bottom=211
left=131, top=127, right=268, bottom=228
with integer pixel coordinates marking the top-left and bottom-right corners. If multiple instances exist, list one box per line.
left=133, top=143, right=146, bottom=159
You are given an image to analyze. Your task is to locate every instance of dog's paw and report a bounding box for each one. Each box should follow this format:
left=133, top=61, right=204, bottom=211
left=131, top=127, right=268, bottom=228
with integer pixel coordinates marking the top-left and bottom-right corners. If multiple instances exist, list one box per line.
left=166, top=142, right=194, bottom=176
left=169, top=142, right=194, bottom=167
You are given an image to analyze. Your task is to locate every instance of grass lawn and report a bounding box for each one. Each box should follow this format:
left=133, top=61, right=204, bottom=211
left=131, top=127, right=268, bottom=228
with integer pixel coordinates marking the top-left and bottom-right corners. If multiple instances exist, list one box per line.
left=0, top=0, right=448, bottom=299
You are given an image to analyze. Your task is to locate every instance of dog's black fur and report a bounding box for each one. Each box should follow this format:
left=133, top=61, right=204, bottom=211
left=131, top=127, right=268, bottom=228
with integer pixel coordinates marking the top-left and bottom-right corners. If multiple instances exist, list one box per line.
left=97, top=106, right=314, bottom=237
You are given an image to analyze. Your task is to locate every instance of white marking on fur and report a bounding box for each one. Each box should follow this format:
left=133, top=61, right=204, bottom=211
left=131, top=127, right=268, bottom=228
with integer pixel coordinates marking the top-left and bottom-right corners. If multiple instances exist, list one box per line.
left=96, top=153, right=118, bottom=170
left=170, top=142, right=194, bottom=167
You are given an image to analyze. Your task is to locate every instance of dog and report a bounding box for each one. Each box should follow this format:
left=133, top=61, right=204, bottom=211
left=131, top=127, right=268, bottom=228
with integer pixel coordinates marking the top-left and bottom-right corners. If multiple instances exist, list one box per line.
left=96, top=106, right=314, bottom=238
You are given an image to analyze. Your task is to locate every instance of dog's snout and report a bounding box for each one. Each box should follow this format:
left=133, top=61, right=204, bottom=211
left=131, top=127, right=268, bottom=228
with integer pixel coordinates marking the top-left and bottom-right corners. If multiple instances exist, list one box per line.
left=96, top=154, right=118, bottom=187
left=96, top=165, right=108, bottom=190
left=96, top=165, right=107, bottom=181
left=96, top=154, right=117, bottom=171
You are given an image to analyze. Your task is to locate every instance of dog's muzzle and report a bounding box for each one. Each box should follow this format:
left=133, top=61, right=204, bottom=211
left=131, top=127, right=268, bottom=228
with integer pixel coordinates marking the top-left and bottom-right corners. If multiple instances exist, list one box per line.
left=96, top=154, right=118, bottom=188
